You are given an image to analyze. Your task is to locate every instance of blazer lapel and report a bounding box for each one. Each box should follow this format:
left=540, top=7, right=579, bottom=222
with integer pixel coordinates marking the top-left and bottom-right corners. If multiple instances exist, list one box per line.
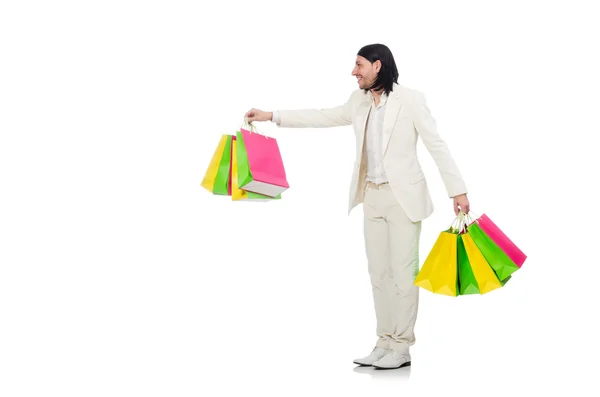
left=382, top=87, right=404, bottom=156
left=356, top=98, right=372, bottom=153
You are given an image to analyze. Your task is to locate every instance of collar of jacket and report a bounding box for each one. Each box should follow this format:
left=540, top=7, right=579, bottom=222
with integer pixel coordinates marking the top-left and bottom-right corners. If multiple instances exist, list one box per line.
left=364, top=82, right=404, bottom=102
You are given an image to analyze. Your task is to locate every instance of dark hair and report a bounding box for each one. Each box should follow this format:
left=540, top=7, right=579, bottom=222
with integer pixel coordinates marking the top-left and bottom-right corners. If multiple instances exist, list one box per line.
left=357, top=44, right=399, bottom=96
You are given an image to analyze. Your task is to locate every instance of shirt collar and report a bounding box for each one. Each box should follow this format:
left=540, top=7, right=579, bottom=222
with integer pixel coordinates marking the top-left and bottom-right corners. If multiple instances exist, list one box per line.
left=367, top=90, right=388, bottom=107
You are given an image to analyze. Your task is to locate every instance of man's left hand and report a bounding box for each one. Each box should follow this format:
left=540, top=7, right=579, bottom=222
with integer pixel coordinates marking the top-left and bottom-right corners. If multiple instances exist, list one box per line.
left=453, top=194, right=470, bottom=215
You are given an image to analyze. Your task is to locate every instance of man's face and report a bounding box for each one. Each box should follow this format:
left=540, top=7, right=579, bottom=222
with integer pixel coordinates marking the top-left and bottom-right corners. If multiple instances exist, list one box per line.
left=352, top=56, right=380, bottom=90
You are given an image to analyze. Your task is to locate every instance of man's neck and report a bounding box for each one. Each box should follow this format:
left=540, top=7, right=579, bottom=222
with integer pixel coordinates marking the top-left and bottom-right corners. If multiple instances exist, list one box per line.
left=371, top=89, right=384, bottom=106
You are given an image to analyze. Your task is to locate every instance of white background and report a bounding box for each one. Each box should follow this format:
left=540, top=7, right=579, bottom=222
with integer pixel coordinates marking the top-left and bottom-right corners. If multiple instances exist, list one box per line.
left=1, top=1, right=599, bottom=396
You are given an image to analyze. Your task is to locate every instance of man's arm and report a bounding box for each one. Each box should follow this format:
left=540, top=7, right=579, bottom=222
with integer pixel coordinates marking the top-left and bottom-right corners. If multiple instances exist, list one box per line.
left=273, top=90, right=361, bottom=128
left=246, top=90, right=360, bottom=128
left=411, top=90, right=468, bottom=198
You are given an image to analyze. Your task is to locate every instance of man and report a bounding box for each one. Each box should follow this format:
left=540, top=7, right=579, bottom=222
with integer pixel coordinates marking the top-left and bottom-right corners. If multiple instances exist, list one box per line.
left=244, top=43, right=470, bottom=369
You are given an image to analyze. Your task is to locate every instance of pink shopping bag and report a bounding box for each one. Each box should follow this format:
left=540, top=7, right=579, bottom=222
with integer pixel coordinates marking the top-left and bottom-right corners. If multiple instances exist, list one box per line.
left=469, top=213, right=527, bottom=268
left=237, top=128, right=289, bottom=197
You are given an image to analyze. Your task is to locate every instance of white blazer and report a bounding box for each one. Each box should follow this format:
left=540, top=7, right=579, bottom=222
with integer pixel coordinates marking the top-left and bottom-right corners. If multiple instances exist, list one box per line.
left=277, top=83, right=468, bottom=222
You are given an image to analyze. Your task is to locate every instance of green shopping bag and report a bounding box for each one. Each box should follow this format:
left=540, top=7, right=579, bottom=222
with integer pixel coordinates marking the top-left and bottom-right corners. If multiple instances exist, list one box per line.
left=457, top=234, right=480, bottom=295
left=466, top=221, right=519, bottom=282
left=213, top=135, right=232, bottom=195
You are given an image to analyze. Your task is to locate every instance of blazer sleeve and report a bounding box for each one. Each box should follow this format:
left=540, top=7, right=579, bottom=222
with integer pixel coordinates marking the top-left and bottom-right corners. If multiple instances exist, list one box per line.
left=276, top=90, right=359, bottom=128
left=411, top=90, right=468, bottom=198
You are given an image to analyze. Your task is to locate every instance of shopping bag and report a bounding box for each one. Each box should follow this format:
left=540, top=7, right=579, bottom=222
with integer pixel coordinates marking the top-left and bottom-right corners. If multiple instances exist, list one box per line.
left=460, top=233, right=503, bottom=294
left=468, top=213, right=527, bottom=268
left=236, top=125, right=289, bottom=198
left=201, top=134, right=232, bottom=195
left=228, top=142, right=233, bottom=196
left=231, top=136, right=281, bottom=201
left=414, top=230, right=458, bottom=297
left=466, top=221, right=519, bottom=282
left=457, top=234, right=480, bottom=295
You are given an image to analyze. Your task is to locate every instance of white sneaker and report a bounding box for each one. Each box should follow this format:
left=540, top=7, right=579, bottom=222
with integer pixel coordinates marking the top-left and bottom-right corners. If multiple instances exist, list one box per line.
left=353, top=347, right=391, bottom=366
left=372, top=349, right=411, bottom=369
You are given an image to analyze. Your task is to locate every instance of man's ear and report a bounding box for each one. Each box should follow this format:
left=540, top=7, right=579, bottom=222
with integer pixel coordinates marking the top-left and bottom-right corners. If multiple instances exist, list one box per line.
left=375, top=60, right=382, bottom=73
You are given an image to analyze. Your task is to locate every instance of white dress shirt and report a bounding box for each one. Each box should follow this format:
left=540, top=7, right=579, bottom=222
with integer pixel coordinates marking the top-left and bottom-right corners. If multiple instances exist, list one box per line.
left=364, top=92, right=388, bottom=184
left=271, top=91, right=389, bottom=184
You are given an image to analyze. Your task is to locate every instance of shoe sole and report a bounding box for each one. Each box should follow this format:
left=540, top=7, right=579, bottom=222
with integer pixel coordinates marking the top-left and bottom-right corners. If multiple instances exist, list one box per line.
left=353, top=362, right=373, bottom=366
left=373, top=361, right=411, bottom=370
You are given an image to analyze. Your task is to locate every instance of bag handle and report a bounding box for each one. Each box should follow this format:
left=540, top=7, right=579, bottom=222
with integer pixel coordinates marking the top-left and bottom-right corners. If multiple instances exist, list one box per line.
left=447, top=210, right=471, bottom=234
left=466, top=210, right=479, bottom=219
left=241, top=118, right=269, bottom=139
left=457, top=211, right=468, bottom=234
left=446, top=211, right=468, bottom=234
left=462, top=210, right=480, bottom=226
left=446, top=214, right=461, bottom=232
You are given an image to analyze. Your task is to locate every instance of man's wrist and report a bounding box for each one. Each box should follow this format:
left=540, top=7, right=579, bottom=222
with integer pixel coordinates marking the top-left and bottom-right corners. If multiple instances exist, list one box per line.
left=271, top=111, right=281, bottom=125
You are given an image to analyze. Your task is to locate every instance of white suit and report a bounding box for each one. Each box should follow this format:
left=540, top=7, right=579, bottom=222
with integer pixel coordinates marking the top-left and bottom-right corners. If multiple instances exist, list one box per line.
left=275, top=83, right=467, bottom=352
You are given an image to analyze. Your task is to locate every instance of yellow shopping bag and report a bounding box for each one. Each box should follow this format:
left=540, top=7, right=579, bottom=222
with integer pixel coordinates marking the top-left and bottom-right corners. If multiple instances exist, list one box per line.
left=461, top=233, right=503, bottom=294
left=201, top=134, right=231, bottom=194
left=414, top=231, right=458, bottom=296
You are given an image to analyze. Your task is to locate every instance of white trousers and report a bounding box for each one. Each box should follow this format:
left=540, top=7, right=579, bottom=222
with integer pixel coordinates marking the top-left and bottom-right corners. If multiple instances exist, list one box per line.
left=363, top=181, right=422, bottom=352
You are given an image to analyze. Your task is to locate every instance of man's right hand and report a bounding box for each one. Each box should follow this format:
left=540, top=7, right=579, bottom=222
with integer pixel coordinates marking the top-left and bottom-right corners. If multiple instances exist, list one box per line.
left=244, top=108, right=272, bottom=123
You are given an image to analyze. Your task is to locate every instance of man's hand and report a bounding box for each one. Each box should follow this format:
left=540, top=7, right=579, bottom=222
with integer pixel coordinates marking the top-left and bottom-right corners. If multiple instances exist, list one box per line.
left=453, top=193, right=470, bottom=215
left=244, top=108, right=272, bottom=123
